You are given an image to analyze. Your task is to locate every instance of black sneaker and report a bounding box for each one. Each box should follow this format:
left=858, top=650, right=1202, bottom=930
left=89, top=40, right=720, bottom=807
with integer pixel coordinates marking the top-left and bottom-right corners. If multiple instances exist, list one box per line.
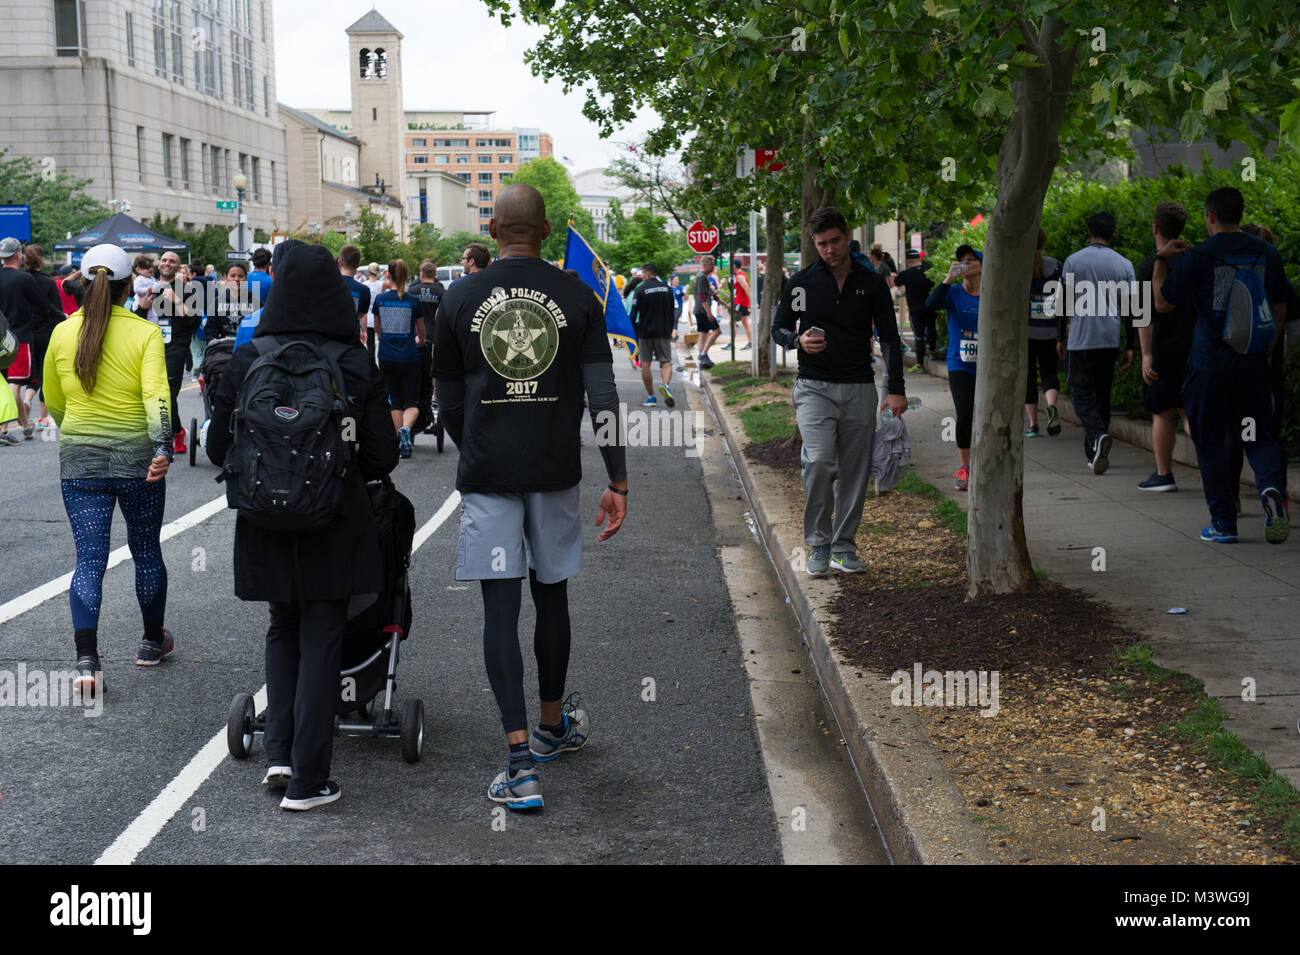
left=135, top=629, right=175, bottom=666
left=74, top=653, right=103, bottom=697
left=280, top=780, right=341, bottom=811
left=699, top=355, right=715, bottom=370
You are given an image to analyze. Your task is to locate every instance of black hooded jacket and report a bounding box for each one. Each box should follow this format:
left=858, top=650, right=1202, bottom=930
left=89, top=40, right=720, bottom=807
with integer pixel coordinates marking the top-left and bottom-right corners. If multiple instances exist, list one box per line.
left=206, top=242, right=400, bottom=602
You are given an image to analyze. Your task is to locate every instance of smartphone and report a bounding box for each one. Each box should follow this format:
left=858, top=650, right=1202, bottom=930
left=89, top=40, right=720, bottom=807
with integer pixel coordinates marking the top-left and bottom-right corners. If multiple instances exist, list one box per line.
left=807, top=326, right=826, bottom=339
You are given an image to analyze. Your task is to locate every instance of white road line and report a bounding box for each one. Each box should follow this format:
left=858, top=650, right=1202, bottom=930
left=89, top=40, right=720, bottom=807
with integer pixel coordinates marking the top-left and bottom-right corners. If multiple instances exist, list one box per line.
left=0, top=494, right=229, bottom=627
left=94, top=488, right=461, bottom=866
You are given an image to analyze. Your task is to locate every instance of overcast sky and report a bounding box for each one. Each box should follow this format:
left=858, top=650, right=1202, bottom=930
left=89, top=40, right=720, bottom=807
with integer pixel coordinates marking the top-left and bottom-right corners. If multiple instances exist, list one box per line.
left=272, top=0, right=655, bottom=173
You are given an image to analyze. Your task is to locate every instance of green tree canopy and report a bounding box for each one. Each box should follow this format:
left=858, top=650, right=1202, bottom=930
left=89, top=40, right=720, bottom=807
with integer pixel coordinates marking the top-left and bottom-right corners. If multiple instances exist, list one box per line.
left=0, top=149, right=108, bottom=254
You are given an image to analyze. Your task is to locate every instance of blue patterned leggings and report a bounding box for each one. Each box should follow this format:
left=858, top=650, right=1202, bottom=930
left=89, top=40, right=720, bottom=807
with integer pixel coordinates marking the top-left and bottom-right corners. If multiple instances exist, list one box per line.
left=61, top=478, right=168, bottom=632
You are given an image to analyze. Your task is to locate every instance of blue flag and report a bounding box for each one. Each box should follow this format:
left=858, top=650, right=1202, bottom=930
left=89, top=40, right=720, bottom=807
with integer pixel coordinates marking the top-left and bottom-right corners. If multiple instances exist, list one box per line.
left=562, top=224, right=638, bottom=365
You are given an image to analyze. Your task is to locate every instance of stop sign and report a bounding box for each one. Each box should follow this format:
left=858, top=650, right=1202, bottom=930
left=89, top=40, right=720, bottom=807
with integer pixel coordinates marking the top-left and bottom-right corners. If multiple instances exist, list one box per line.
left=686, top=221, right=720, bottom=254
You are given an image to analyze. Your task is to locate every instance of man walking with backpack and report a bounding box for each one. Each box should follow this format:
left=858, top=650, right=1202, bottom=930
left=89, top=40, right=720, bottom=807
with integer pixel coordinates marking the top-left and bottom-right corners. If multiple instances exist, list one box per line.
left=1155, top=186, right=1289, bottom=543
left=207, top=241, right=399, bottom=810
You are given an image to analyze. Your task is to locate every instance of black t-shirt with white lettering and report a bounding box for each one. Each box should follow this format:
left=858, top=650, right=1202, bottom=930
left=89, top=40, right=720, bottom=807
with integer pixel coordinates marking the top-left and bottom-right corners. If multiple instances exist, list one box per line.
left=629, top=276, right=676, bottom=338
left=432, top=256, right=612, bottom=493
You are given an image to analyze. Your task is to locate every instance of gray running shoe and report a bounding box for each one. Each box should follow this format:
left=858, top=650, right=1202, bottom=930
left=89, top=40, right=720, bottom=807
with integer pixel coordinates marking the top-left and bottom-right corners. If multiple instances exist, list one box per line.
left=488, top=767, right=544, bottom=809
left=806, top=545, right=830, bottom=576
left=831, top=550, right=866, bottom=573
left=529, top=693, right=590, bottom=761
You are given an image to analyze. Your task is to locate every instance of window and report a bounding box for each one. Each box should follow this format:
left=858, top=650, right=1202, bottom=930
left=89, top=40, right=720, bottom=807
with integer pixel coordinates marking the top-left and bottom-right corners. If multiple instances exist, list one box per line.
left=479, top=206, right=493, bottom=219
left=433, top=154, right=449, bottom=164
left=263, top=75, right=269, bottom=116
left=251, top=156, right=260, bottom=199
left=270, top=160, right=277, bottom=205
left=411, top=138, right=427, bottom=148
left=372, top=107, right=377, bottom=121
left=455, top=172, right=471, bottom=182
left=169, top=1, right=184, bottom=83
left=477, top=172, right=493, bottom=185
left=179, top=138, right=192, bottom=190
left=479, top=224, right=491, bottom=235
left=432, top=139, right=468, bottom=148
left=412, top=155, right=429, bottom=165
left=200, top=142, right=209, bottom=192
left=455, top=155, right=470, bottom=164
left=498, top=172, right=510, bottom=183
left=478, top=189, right=493, bottom=202
left=194, top=4, right=222, bottom=97
left=137, top=127, right=147, bottom=184
left=242, top=37, right=253, bottom=109
left=126, top=12, right=136, bottom=66
left=476, top=155, right=492, bottom=164
left=210, top=144, right=222, bottom=194
left=498, top=154, right=513, bottom=164
left=55, top=0, right=87, bottom=56
left=476, top=138, right=510, bottom=148
left=153, top=3, right=167, bottom=74
left=231, top=32, right=241, bottom=104
left=162, top=134, right=175, bottom=188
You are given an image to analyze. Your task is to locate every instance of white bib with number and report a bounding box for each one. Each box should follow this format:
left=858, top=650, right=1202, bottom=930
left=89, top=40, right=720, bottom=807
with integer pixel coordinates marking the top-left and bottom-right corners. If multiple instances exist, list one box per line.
left=958, top=331, right=978, bottom=363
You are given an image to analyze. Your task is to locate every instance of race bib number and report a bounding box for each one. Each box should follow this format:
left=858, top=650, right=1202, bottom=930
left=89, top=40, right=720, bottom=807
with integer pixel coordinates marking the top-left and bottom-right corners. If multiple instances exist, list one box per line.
left=156, top=317, right=172, bottom=344
left=959, top=331, right=978, bottom=363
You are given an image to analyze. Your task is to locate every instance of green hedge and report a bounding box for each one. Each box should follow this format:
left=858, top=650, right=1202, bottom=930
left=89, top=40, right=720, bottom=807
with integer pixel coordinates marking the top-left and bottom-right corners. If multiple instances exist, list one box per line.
left=920, top=153, right=1300, bottom=454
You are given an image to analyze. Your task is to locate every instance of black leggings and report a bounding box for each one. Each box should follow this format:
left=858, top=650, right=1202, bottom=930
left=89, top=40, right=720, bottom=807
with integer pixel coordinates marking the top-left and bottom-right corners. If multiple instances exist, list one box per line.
left=949, top=369, right=975, bottom=450
left=482, top=571, right=572, bottom=734
left=1025, top=338, right=1060, bottom=405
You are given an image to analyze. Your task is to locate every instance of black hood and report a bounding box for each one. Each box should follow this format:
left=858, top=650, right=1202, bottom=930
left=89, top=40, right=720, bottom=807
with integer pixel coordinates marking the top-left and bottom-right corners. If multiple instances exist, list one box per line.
left=253, top=242, right=358, bottom=342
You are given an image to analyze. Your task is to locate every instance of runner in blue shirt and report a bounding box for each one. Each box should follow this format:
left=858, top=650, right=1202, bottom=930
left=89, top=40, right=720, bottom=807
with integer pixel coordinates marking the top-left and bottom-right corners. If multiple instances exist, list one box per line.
left=925, top=244, right=982, bottom=491
left=373, top=258, right=424, bottom=459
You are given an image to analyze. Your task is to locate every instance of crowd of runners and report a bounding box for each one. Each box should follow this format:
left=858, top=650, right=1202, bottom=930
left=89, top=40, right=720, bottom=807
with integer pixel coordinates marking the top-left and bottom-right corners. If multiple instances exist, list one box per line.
left=0, top=180, right=1291, bottom=811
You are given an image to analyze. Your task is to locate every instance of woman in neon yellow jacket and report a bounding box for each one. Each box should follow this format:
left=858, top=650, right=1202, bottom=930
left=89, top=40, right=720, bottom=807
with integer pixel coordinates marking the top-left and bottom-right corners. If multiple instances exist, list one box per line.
left=43, top=243, right=175, bottom=696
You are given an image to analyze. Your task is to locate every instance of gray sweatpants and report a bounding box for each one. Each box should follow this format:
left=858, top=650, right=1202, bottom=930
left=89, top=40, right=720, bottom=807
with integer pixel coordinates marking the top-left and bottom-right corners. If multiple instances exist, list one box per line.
left=792, top=378, right=877, bottom=551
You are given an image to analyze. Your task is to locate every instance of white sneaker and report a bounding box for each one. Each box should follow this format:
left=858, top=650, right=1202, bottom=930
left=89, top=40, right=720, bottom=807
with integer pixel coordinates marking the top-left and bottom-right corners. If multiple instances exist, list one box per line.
left=262, top=766, right=292, bottom=788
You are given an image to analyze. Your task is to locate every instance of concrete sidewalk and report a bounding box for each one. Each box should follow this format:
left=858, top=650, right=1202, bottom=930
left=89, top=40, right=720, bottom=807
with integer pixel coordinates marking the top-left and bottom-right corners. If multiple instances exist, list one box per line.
left=901, top=367, right=1300, bottom=786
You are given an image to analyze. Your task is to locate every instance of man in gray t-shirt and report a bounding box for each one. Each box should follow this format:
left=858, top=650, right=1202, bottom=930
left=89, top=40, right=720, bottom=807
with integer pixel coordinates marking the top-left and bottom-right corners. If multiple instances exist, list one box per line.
left=1060, top=212, right=1136, bottom=474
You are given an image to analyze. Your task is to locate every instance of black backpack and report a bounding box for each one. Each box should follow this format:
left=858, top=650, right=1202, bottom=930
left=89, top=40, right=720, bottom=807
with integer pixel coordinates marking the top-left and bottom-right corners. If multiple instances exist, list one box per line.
left=218, top=335, right=354, bottom=530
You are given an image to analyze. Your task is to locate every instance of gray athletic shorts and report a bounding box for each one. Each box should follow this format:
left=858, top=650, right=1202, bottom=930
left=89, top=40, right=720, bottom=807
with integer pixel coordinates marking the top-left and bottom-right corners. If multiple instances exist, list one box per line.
left=456, top=483, right=582, bottom=584
left=642, top=336, right=673, bottom=364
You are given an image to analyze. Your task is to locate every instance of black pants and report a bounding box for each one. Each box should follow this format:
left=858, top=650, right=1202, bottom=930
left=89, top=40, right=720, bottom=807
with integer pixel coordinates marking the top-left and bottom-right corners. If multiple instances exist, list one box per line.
left=164, top=346, right=187, bottom=434
left=482, top=572, right=571, bottom=734
left=912, top=312, right=938, bottom=364
left=366, top=329, right=377, bottom=368
left=265, top=598, right=348, bottom=797
left=1026, top=337, right=1060, bottom=405
left=1067, top=348, right=1117, bottom=459
left=948, top=369, right=975, bottom=450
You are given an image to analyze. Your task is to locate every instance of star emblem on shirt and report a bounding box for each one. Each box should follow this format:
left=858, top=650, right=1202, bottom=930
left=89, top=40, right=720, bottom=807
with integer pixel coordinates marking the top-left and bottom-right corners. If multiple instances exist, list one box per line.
left=495, top=312, right=546, bottom=361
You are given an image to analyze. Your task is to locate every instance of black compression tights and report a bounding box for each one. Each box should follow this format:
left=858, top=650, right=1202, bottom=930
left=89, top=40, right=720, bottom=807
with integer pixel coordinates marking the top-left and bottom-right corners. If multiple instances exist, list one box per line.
left=481, top=571, right=572, bottom=734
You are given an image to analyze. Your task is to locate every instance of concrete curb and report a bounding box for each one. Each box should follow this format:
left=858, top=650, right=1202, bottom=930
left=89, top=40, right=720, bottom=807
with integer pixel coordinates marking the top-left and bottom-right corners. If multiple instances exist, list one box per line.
left=919, top=356, right=1300, bottom=490
left=700, top=373, right=997, bottom=865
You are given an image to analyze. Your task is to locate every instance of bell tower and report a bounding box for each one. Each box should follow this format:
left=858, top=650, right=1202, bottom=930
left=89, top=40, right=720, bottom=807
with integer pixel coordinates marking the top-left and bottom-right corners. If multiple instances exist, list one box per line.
left=346, top=8, right=407, bottom=238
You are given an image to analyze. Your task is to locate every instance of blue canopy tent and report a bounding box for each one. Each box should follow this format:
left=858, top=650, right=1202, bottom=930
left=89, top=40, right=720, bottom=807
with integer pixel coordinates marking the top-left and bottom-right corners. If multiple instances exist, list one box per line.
left=54, top=213, right=189, bottom=265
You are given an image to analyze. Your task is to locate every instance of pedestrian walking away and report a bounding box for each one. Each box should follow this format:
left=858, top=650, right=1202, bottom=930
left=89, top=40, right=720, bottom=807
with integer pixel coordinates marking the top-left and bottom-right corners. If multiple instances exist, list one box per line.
left=373, top=258, right=425, bottom=458
left=772, top=205, right=908, bottom=576
left=1059, top=211, right=1136, bottom=475
left=1025, top=229, right=1062, bottom=439
left=693, top=255, right=721, bottom=368
left=206, top=242, right=400, bottom=810
left=41, top=243, right=176, bottom=697
left=433, top=183, right=628, bottom=810
left=629, top=262, right=677, bottom=407
left=0, top=236, right=65, bottom=440
left=1155, top=186, right=1290, bottom=544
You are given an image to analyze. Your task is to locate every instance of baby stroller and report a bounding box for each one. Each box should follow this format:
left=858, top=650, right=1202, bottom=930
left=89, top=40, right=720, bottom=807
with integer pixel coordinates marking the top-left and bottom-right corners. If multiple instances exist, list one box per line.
left=189, top=336, right=235, bottom=467
left=226, top=476, right=425, bottom=763
left=414, top=341, right=444, bottom=452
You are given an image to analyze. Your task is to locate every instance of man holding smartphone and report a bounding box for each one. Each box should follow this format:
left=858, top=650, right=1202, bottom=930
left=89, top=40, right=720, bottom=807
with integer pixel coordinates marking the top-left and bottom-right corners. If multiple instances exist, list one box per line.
left=773, top=206, right=908, bottom=576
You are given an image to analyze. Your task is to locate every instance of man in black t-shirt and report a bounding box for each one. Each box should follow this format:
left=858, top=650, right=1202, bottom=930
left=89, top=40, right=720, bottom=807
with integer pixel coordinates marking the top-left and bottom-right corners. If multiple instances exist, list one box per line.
left=892, top=249, right=937, bottom=368
left=433, top=183, right=628, bottom=811
left=692, top=255, right=720, bottom=368
left=629, top=262, right=677, bottom=407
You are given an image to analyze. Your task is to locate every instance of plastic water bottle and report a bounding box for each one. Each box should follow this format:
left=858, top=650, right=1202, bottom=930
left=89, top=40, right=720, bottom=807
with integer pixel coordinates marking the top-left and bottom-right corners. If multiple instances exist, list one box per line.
left=881, top=396, right=922, bottom=420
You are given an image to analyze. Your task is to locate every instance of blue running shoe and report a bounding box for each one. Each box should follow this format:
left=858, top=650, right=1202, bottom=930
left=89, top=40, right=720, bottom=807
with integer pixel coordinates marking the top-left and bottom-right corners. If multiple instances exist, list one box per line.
left=1200, top=525, right=1238, bottom=543
left=658, top=383, right=675, bottom=407
left=642, top=395, right=657, bottom=406
left=488, top=767, right=544, bottom=809
left=529, top=693, right=589, bottom=761
left=1261, top=487, right=1290, bottom=545
left=1139, top=472, right=1176, bottom=492
left=399, top=427, right=412, bottom=459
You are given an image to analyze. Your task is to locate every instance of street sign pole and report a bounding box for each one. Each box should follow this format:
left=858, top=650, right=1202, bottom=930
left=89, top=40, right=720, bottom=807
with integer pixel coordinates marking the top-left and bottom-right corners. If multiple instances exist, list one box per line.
left=750, top=209, right=761, bottom=378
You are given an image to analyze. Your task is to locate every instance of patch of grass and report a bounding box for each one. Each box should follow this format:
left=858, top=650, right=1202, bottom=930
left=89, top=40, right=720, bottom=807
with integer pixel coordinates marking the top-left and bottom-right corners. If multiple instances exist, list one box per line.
left=1033, top=566, right=1048, bottom=580
left=1113, top=643, right=1180, bottom=682
left=707, top=360, right=749, bottom=381
left=738, top=401, right=796, bottom=443
left=896, top=467, right=943, bottom=501
left=722, top=375, right=774, bottom=405
left=935, top=498, right=968, bottom=536
left=1173, top=694, right=1300, bottom=853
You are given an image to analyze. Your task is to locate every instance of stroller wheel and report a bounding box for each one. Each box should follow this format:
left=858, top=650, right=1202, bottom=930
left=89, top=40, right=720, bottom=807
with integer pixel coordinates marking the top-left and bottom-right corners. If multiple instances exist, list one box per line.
left=400, top=698, right=424, bottom=763
left=227, top=692, right=256, bottom=759
left=189, top=417, right=198, bottom=466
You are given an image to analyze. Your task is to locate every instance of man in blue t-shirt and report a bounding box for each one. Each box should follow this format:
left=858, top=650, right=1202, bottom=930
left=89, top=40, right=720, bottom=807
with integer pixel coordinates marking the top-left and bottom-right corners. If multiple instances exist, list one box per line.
left=246, top=247, right=273, bottom=310
left=1155, top=186, right=1289, bottom=544
left=336, top=244, right=371, bottom=348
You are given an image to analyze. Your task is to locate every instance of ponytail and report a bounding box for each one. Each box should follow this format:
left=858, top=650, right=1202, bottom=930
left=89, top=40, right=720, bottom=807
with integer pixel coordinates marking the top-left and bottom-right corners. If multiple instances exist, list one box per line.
left=389, top=259, right=409, bottom=298
left=75, top=271, right=129, bottom=393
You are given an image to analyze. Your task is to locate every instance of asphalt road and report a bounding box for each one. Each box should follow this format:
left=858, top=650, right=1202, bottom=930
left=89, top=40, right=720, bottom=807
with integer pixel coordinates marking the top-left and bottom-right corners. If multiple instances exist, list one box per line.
left=0, top=360, right=789, bottom=864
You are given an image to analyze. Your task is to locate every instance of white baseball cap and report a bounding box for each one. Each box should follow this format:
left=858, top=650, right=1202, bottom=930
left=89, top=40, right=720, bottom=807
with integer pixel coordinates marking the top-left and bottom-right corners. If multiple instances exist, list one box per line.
left=78, top=243, right=134, bottom=281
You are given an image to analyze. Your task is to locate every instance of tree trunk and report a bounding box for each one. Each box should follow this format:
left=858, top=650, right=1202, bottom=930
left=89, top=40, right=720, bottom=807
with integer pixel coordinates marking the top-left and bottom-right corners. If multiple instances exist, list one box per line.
left=799, top=115, right=832, bottom=269
left=966, top=16, right=1076, bottom=597
left=759, top=204, right=783, bottom=372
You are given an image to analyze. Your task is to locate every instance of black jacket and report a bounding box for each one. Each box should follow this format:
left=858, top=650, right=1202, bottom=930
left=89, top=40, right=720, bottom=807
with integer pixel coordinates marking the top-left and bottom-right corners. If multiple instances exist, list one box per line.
left=206, top=243, right=400, bottom=602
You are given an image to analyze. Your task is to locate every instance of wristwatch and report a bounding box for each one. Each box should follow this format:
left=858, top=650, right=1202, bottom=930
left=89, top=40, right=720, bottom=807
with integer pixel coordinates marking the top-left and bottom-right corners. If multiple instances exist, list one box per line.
left=608, top=485, right=628, bottom=496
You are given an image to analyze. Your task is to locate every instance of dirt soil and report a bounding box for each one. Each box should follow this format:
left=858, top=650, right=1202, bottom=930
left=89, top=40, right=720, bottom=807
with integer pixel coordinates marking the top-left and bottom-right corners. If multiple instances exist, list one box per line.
left=743, top=432, right=1296, bottom=864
